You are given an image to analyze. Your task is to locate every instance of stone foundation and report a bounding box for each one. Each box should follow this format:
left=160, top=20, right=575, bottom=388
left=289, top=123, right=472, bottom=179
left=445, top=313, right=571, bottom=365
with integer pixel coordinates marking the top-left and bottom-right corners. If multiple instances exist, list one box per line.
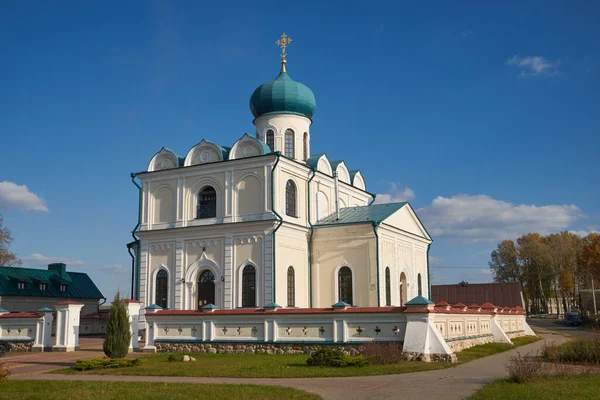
left=506, top=330, right=527, bottom=339
left=7, top=340, right=34, bottom=352
left=154, top=341, right=364, bottom=356
left=402, top=352, right=457, bottom=363
left=446, top=334, right=495, bottom=352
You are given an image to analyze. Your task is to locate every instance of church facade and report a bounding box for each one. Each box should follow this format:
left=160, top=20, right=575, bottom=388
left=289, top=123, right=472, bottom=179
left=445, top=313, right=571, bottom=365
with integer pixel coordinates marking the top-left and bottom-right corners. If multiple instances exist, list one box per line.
left=130, top=37, right=432, bottom=315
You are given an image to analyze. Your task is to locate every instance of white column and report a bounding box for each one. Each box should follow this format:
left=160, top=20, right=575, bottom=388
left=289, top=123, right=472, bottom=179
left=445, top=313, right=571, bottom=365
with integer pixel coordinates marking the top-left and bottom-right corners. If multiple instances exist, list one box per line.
left=32, top=308, right=53, bottom=352
left=224, top=235, right=233, bottom=309
left=142, top=304, right=161, bottom=352
left=174, top=238, right=184, bottom=309
left=52, top=301, right=84, bottom=352
left=124, top=300, right=142, bottom=351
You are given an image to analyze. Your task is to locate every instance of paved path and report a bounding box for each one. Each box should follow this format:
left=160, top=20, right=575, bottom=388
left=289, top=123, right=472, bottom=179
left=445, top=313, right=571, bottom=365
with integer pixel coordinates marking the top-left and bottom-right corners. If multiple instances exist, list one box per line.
left=7, top=332, right=568, bottom=400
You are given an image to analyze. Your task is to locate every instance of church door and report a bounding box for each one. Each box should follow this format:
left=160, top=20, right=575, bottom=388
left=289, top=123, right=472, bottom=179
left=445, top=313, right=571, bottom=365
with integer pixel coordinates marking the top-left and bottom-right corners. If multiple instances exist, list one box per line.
left=197, top=270, right=215, bottom=308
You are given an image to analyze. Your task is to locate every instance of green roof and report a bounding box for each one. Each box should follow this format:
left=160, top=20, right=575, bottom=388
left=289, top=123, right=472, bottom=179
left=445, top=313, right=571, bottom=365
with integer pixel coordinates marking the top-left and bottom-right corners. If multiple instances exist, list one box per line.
left=306, top=153, right=326, bottom=170
left=316, top=202, right=407, bottom=227
left=250, top=70, right=316, bottom=119
left=405, top=295, right=434, bottom=305
left=329, top=160, right=344, bottom=171
left=0, top=265, right=104, bottom=299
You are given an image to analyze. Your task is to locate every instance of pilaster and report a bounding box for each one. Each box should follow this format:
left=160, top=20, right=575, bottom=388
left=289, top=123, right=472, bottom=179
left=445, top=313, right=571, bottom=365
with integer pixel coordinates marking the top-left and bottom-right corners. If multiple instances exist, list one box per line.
left=224, top=235, right=233, bottom=309
left=264, top=234, right=273, bottom=304
left=174, top=238, right=184, bottom=309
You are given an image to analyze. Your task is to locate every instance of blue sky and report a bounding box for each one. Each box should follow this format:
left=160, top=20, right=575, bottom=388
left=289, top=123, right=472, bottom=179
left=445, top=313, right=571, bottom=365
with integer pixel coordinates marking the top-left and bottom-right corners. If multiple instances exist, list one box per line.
left=1, top=1, right=598, bottom=301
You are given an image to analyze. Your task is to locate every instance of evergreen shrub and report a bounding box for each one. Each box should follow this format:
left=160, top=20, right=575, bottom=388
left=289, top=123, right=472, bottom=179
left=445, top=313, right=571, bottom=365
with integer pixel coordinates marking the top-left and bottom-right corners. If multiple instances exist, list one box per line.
left=306, top=348, right=371, bottom=367
left=103, top=291, right=132, bottom=359
left=74, top=358, right=142, bottom=371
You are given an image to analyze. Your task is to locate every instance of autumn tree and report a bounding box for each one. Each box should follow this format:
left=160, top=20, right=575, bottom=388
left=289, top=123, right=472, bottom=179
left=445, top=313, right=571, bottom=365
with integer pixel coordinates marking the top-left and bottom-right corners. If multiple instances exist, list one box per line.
left=0, top=214, right=21, bottom=267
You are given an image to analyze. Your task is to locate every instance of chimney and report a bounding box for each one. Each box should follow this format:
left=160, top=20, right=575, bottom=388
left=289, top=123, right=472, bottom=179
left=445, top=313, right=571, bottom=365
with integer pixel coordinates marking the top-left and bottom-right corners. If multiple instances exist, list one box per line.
left=48, top=263, right=67, bottom=276
left=333, top=171, right=340, bottom=220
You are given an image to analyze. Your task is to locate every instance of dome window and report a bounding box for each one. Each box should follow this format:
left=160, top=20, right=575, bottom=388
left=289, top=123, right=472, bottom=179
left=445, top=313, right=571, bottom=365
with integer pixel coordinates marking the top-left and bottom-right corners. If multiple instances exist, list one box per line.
left=266, top=130, right=274, bottom=152
left=285, top=129, right=295, bottom=158
left=303, top=132, right=308, bottom=161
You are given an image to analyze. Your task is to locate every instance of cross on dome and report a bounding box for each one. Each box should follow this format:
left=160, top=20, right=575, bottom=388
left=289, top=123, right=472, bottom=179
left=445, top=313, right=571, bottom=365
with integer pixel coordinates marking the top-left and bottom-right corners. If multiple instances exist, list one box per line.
left=276, top=33, right=292, bottom=72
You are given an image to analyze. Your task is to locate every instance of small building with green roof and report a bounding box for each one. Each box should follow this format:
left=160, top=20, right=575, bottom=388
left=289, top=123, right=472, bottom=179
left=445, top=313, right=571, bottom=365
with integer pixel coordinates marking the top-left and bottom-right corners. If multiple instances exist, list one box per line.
left=0, top=263, right=104, bottom=314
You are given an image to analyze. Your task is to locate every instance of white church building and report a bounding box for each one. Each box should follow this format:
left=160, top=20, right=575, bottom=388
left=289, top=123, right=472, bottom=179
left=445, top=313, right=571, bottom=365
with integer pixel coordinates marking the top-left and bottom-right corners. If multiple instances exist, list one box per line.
left=129, top=34, right=433, bottom=315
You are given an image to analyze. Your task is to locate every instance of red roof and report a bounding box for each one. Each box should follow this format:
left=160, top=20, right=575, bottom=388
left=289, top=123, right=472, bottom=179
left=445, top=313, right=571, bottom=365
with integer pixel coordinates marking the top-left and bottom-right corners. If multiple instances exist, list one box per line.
left=122, top=299, right=142, bottom=304
left=0, top=312, right=41, bottom=319
left=431, top=282, right=524, bottom=308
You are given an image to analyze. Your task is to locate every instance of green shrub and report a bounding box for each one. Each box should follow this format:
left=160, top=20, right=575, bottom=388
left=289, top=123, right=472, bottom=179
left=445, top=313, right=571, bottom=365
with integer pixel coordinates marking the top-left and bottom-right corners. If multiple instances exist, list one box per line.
left=74, top=358, right=142, bottom=371
left=0, top=363, right=9, bottom=383
left=103, top=291, right=132, bottom=359
left=544, top=338, right=600, bottom=365
left=167, top=354, right=180, bottom=362
left=306, top=348, right=371, bottom=367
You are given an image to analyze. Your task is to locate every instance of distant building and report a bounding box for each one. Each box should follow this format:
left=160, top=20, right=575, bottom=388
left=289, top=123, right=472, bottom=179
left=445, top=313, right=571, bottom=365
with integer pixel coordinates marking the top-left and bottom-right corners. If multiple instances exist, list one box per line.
left=0, top=263, right=104, bottom=314
left=431, top=282, right=525, bottom=308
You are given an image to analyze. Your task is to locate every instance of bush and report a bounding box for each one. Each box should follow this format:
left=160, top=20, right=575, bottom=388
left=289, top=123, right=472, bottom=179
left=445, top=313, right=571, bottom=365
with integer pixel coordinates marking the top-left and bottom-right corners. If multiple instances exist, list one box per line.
left=506, top=352, right=545, bottom=383
left=103, top=291, right=132, bottom=359
left=360, top=341, right=404, bottom=365
left=543, top=338, right=600, bottom=365
left=74, top=358, right=142, bottom=371
left=168, top=354, right=180, bottom=362
left=0, top=363, right=9, bottom=383
left=306, top=348, right=371, bottom=367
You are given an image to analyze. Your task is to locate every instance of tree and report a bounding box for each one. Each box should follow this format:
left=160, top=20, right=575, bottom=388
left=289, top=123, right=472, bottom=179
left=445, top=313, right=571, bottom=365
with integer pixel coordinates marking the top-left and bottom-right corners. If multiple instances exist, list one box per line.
left=103, top=291, right=131, bottom=359
left=0, top=214, right=21, bottom=267
left=489, top=239, right=520, bottom=283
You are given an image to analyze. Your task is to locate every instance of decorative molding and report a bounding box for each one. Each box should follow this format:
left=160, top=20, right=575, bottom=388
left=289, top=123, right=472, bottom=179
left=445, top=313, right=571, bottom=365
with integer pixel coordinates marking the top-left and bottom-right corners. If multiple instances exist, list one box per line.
left=150, top=243, right=174, bottom=253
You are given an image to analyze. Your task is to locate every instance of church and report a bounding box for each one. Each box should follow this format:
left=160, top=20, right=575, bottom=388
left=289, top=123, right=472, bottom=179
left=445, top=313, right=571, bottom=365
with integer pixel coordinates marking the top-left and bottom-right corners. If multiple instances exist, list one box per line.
left=129, top=34, right=433, bottom=315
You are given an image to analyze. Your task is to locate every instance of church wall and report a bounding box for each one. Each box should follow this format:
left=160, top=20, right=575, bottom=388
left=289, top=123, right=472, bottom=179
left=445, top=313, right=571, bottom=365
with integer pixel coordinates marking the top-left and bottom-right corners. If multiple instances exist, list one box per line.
left=275, top=224, right=309, bottom=308
left=254, top=114, right=311, bottom=163
left=146, top=242, right=176, bottom=309
left=183, top=171, right=227, bottom=220
left=233, top=236, right=264, bottom=308
left=149, top=179, right=177, bottom=227
left=312, top=224, right=377, bottom=307
left=276, top=163, right=310, bottom=223
left=183, top=238, right=224, bottom=310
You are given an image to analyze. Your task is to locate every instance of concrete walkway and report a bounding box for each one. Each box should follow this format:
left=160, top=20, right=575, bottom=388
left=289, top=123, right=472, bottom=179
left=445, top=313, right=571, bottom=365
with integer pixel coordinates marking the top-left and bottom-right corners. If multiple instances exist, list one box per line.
left=7, top=332, right=568, bottom=400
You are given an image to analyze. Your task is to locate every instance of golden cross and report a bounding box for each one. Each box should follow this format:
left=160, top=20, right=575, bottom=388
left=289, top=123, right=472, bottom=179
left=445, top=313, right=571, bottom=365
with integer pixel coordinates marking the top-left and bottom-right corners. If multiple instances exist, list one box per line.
left=276, top=33, right=292, bottom=62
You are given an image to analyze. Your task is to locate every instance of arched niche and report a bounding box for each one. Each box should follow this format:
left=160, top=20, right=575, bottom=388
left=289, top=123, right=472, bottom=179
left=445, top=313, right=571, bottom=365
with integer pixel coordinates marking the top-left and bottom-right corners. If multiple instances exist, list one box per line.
left=331, top=161, right=350, bottom=184
left=350, top=170, right=366, bottom=191
left=184, top=139, right=228, bottom=166
left=230, top=133, right=271, bottom=160
left=153, top=185, right=175, bottom=224
left=236, top=173, right=263, bottom=216
left=148, top=147, right=182, bottom=172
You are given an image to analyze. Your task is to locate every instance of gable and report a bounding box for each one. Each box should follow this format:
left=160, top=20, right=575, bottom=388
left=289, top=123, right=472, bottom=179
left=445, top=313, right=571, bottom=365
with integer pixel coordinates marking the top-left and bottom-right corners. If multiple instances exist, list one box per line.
left=381, top=204, right=431, bottom=241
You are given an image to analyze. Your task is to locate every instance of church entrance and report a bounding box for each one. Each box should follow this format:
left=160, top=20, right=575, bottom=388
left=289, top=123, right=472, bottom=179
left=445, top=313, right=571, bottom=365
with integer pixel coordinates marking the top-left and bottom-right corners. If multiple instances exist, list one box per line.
left=197, top=270, right=215, bottom=308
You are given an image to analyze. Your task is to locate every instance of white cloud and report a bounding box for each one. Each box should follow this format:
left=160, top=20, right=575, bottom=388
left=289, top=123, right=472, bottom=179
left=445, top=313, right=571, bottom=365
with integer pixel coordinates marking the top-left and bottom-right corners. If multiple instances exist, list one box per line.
left=23, top=253, right=85, bottom=266
left=91, top=264, right=128, bottom=273
left=418, top=194, right=582, bottom=242
left=479, top=269, right=494, bottom=275
left=506, top=55, right=559, bottom=77
left=374, top=183, right=416, bottom=204
left=0, top=181, right=48, bottom=212
left=569, top=229, right=599, bottom=237
left=429, top=256, right=443, bottom=266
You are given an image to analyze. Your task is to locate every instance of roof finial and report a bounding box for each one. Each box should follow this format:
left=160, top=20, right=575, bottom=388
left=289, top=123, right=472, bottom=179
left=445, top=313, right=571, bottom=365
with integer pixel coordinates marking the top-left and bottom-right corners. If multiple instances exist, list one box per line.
left=276, top=33, right=292, bottom=73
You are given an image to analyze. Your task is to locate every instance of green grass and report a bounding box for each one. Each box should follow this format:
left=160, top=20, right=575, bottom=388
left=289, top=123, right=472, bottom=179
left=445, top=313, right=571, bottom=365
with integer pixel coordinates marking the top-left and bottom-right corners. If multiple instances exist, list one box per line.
left=0, top=381, right=320, bottom=400
left=456, top=336, right=540, bottom=363
left=53, top=352, right=448, bottom=378
left=471, top=374, right=600, bottom=400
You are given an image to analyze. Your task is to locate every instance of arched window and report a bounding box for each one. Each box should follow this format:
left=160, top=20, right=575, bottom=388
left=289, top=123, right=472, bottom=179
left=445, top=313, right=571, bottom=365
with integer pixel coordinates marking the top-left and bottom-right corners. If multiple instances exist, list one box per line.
left=155, top=269, right=168, bottom=309
left=287, top=266, right=295, bottom=307
left=197, top=270, right=215, bottom=308
left=197, top=186, right=216, bottom=219
left=266, top=129, right=274, bottom=152
left=285, top=129, right=294, bottom=158
left=385, top=267, right=391, bottom=306
left=418, top=273, right=422, bottom=296
left=303, top=132, right=308, bottom=161
left=399, top=272, right=407, bottom=306
left=242, top=265, right=256, bottom=307
left=338, top=266, right=353, bottom=305
left=285, top=180, right=297, bottom=217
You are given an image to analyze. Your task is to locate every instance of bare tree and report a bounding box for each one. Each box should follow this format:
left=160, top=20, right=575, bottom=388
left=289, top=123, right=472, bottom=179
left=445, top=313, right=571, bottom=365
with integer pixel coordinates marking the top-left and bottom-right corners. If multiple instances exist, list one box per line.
left=0, top=214, right=21, bottom=267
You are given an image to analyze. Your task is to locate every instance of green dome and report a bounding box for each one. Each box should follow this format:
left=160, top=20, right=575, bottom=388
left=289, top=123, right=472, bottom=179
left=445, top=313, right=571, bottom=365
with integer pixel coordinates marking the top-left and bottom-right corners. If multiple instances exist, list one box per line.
left=250, top=71, right=316, bottom=119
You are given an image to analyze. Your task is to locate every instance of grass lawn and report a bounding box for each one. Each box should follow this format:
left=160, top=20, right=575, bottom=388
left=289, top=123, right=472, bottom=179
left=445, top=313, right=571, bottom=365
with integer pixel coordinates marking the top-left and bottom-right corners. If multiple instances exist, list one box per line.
left=455, top=336, right=540, bottom=363
left=0, top=381, right=320, bottom=400
left=471, top=374, right=600, bottom=400
left=52, top=336, right=539, bottom=378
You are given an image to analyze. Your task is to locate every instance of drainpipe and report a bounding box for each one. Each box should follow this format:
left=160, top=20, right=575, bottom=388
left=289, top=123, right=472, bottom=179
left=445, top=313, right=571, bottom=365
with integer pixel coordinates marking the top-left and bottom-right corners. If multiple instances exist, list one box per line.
left=270, top=153, right=283, bottom=305
left=131, top=173, right=142, bottom=300
left=372, top=222, right=381, bottom=307
left=426, top=243, right=432, bottom=299
left=307, top=167, right=317, bottom=308
left=333, top=171, right=340, bottom=220
left=368, top=194, right=377, bottom=206
left=127, top=245, right=136, bottom=299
